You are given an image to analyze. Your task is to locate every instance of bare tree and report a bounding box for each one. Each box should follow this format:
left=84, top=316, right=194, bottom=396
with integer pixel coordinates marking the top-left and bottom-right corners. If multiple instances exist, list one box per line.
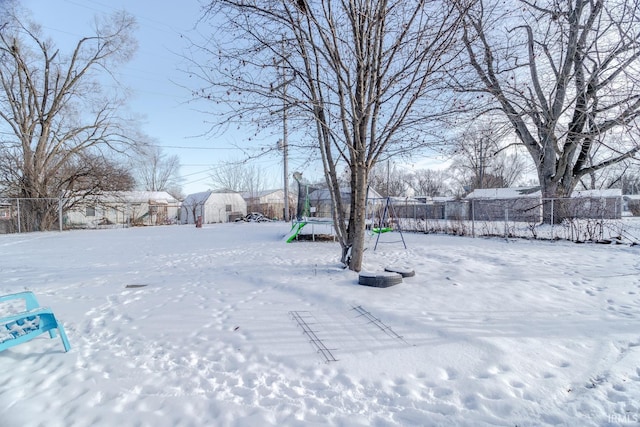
left=209, top=160, right=253, bottom=192
left=0, top=10, right=138, bottom=230
left=237, top=163, right=275, bottom=200
left=410, top=169, right=451, bottom=197
left=132, top=143, right=183, bottom=197
left=368, top=162, right=412, bottom=197
left=456, top=0, right=640, bottom=221
left=619, top=165, right=640, bottom=194
left=193, top=0, right=464, bottom=270
left=449, top=120, right=527, bottom=192
left=61, top=152, right=136, bottom=216
left=61, top=152, right=135, bottom=192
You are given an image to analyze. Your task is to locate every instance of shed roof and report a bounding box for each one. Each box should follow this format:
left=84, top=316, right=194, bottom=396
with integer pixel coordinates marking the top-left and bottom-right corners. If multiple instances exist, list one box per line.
left=182, top=190, right=212, bottom=205
left=465, top=187, right=623, bottom=200
left=465, top=187, right=541, bottom=199
left=571, top=189, right=622, bottom=198
left=182, top=190, right=246, bottom=205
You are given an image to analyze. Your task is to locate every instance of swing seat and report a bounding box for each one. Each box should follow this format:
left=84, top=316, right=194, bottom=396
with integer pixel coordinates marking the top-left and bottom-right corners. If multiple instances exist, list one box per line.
left=372, top=227, right=393, bottom=234
left=0, top=291, right=70, bottom=353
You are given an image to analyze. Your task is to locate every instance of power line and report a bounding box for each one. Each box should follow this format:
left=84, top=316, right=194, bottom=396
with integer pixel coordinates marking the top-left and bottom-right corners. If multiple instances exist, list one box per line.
left=159, top=145, right=244, bottom=150
left=62, top=0, right=187, bottom=36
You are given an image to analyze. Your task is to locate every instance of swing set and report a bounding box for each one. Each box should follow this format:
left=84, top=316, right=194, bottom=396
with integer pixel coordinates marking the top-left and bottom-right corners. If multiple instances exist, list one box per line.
left=367, top=196, right=407, bottom=251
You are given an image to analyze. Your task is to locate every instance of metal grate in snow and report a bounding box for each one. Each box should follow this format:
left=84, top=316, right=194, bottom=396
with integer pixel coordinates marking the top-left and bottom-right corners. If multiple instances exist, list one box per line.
left=351, top=305, right=409, bottom=345
left=289, top=311, right=338, bottom=363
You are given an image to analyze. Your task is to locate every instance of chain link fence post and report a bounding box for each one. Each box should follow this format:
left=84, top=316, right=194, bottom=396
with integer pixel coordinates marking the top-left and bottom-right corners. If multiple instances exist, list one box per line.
left=504, top=206, right=509, bottom=237
left=59, top=197, right=63, bottom=231
left=17, top=199, right=21, bottom=233
left=550, top=198, right=554, bottom=238
left=471, top=199, right=475, bottom=238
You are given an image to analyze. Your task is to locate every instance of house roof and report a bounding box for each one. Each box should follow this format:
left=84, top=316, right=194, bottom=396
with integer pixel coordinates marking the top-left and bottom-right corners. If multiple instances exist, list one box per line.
left=92, top=191, right=179, bottom=204
left=413, top=196, right=457, bottom=203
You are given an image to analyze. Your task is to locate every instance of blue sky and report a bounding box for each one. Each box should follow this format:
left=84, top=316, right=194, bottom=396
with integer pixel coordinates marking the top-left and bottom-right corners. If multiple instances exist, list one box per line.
left=20, top=0, right=291, bottom=195
left=17, top=0, right=454, bottom=196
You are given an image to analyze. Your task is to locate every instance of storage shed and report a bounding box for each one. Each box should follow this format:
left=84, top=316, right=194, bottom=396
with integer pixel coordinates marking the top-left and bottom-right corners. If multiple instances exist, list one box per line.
left=180, top=190, right=247, bottom=224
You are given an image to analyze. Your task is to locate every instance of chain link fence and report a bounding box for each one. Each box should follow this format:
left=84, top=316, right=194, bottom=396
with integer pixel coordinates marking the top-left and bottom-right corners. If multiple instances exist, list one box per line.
left=296, top=192, right=635, bottom=243
left=379, top=196, right=634, bottom=243
left=2, top=195, right=638, bottom=244
left=0, top=198, right=64, bottom=233
left=0, top=197, right=181, bottom=234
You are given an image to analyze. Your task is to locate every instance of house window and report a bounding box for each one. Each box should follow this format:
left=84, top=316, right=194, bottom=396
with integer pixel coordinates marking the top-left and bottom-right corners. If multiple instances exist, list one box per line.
left=86, top=206, right=96, bottom=217
left=226, top=204, right=232, bottom=212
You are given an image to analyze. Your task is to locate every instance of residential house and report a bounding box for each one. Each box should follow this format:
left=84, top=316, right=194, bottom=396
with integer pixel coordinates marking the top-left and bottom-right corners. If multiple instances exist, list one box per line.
left=64, top=191, right=180, bottom=228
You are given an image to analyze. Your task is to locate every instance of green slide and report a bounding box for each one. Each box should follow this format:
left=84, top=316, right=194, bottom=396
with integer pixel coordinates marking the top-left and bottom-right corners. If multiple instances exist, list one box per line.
left=285, top=222, right=307, bottom=243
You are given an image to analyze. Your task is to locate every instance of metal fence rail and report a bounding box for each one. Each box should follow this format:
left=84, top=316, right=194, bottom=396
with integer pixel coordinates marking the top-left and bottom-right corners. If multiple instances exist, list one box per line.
left=380, top=196, right=632, bottom=242
left=1, top=195, right=637, bottom=244
left=0, top=198, right=63, bottom=233
left=0, top=197, right=181, bottom=234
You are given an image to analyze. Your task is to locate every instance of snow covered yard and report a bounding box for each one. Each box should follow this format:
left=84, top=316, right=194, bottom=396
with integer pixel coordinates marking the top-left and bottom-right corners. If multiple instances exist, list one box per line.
left=1, top=223, right=640, bottom=426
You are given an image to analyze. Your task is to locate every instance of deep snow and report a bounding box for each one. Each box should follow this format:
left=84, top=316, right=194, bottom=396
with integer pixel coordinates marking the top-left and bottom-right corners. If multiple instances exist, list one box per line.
left=1, top=223, right=640, bottom=426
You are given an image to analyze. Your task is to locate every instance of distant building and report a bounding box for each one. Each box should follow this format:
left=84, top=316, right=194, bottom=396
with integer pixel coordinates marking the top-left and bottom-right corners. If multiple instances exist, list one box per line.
left=64, top=191, right=180, bottom=228
left=180, top=190, right=247, bottom=224
left=306, top=187, right=382, bottom=218
left=241, top=189, right=290, bottom=220
left=465, top=187, right=542, bottom=222
left=0, top=200, right=12, bottom=233
left=464, top=187, right=623, bottom=221
left=413, top=196, right=463, bottom=220
left=563, top=189, right=622, bottom=220
left=623, top=194, right=640, bottom=216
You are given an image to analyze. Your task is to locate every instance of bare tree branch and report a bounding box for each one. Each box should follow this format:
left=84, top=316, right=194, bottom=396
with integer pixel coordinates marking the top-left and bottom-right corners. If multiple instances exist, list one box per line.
left=190, top=0, right=465, bottom=270
left=0, top=9, right=139, bottom=230
left=457, top=0, right=640, bottom=222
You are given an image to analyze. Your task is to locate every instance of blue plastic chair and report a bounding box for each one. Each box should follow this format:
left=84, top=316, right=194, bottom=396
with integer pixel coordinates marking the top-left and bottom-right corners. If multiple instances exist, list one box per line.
left=0, top=291, right=71, bottom=353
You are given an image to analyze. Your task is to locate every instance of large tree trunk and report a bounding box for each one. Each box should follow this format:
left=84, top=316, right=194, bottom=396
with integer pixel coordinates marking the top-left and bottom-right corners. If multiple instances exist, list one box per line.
left=539, top=163, right=580, bottom=224
left=540, top=174, right=559, bottom=224
left=347, top=163, right=369, bottom=272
